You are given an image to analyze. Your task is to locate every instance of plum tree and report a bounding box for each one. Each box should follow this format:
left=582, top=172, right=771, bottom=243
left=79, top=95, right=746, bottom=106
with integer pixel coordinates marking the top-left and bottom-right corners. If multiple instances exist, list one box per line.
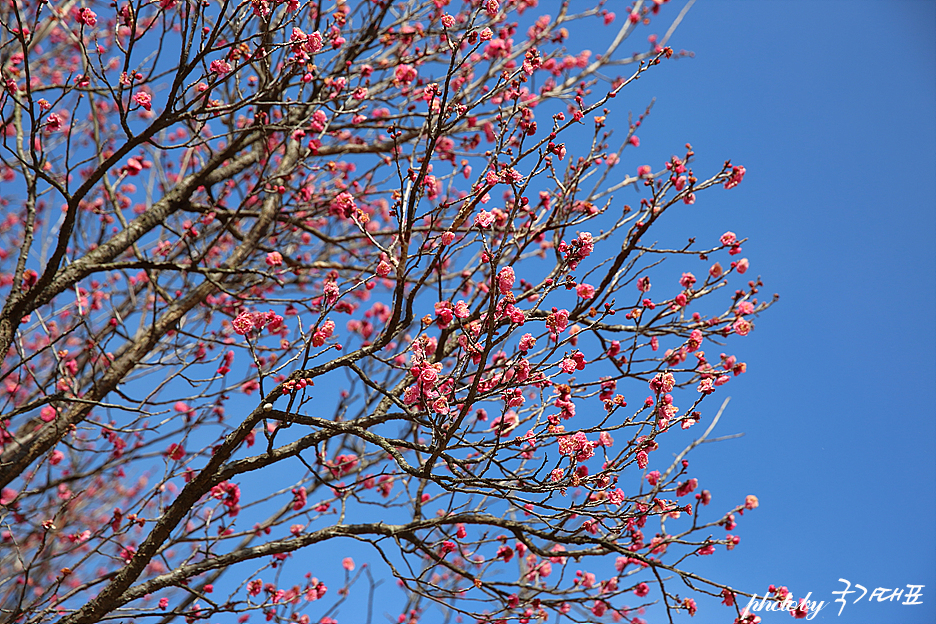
left=0, top=0, right=776, bottom=622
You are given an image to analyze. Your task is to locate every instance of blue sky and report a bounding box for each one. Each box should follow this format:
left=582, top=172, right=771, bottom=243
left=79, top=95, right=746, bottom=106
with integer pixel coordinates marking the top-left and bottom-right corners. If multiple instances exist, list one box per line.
left=601, top=1, right=936, bottom=621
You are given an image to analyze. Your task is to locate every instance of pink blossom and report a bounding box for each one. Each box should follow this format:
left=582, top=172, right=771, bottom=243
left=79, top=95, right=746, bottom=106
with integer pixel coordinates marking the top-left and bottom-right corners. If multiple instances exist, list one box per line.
left=441, top=14, right=456, bottom=28
left=342, top=557, right=355, bottom=571
left=46, top=113, right=63, bottom=132
left=709, top=262, right=723, bottom=279
left=684, top=598, right=698, bottom=616
left=649, top=372, right=675, bottom=393
left=124, top=157, right=144, bottom=175
left=132, top=91, right=152, bottom=111
left=474, top=210, right=495, bottom=228
left=676, top=478, right=698, bottom=497
left=393, top=64, right=417, bottom=86
left=0, top=488, right=17, bottom=505
left=637, top=276, right=651, bottom=292
left=636, top=450, right=648, bottom=469
left=745, top=494, right=759, bottom=510
left=479, top=27, right=493, bottom=41
left=634, top=582, right=650, bottom=597
left=791, top=601, right=809, bottom=619
left=40, top=406, right=57, bottom=422
left=419, top=366, right=439, bottom=385
left=330, top=191, right=356, bottom=218
left=440, top=540, right=457, bottom=555
left=519, top=333, right=536, bottom=351
left=724, top=165, right=746, bottom=189
left=548, top=142, right=567, bottom=160
left=291, top=487, right=307, bottom=510
left=497, top=266, right=515, bottom=294
left=732, top=318, right=752, bottom=336
left=637, top=165, right=652, bottom=177
left=736, top=258, right=749, bottom=274
left=232, top=312, right=254, bottom=335
left=546, top=309, right=569, bottom=337
left=265, top=251, right=283, bottom=266
left=485, top=0, right=499, bottom=18
left=247, top=579, right=263, bottom=596
left=376, top=260, right=392, bottom=277
left=629, top=135, right=640, bottom=146
left=166, top=443, right=185, bottom=460
left=558, top=431, right=596, bottom=462
left=307, top=31, right=323, bottom=53
left=210, top=59, right=232, bottom=75
left=77, top=7, right=97, bottom=27
left=323, top=280, right=339, bottom=306
left=720, top=231, right=737, bottom=247
left=575, top=283, right=595, bottom=298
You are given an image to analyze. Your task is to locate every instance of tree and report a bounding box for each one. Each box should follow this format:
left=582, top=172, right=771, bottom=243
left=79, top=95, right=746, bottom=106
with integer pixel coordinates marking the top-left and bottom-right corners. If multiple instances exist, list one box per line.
left=0, top=0, right=778, bottom=622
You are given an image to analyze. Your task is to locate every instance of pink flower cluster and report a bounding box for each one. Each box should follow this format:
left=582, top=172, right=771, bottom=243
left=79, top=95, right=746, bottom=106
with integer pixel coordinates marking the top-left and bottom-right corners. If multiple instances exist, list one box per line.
left=403, top=362, right=453, bottom=412
left=209, top=59, right=232, bottom=75
left=558, top=431, right=596, bottom=462
left=724, top=165, right=746, bottom=189
left=434, top=299, right=470, bottom=328
left=649, top=372, right=675, bottom=394
left=210, top=481, right=241, bottom=515
left=545, top=308, right=569, bottom=339
left=77, top=7, right=97, bottom=27
left=559, top=351, right=586, bottom=374
left=330, top=191, right=356, bottom=219
left=558, top=232, right=594, bottom=269
left=231, top=310, right=285, bottom=335
left=312, top=319, right=335, bottom=347
left=289, top=28, right=324, bottom=60
left=393, top=64, right=417, bottom=87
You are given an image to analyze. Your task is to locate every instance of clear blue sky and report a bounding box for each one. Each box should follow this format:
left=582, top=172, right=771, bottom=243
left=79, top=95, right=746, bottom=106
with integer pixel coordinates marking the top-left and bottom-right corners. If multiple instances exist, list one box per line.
left=602, top=1, right=936, bottom=621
